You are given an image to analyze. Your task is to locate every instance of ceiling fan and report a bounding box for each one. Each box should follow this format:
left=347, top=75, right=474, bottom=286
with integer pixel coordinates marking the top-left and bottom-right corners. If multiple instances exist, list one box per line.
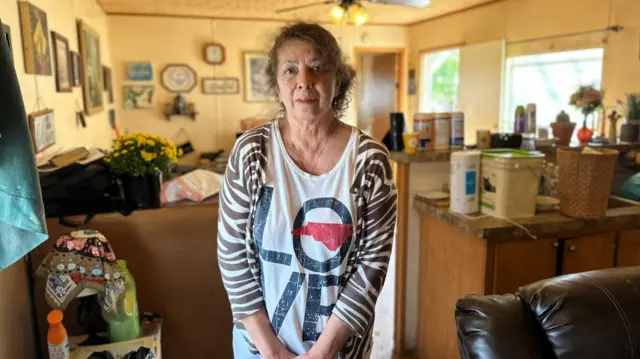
left=275, top=0, right=431, bottom=26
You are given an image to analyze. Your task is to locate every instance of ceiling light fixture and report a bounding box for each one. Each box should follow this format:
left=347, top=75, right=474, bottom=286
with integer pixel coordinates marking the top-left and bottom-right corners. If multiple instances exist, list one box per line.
left=329, top=2, right=369, bottom=26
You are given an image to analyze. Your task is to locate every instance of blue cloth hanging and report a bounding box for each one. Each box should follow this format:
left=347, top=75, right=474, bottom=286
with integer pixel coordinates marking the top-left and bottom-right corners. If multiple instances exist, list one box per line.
left=0, top=17, right=48, bottom=270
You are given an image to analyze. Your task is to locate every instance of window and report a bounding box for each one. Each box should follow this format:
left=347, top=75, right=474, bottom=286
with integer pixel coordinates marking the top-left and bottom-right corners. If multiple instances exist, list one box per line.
left=419, top=48, right=460, bottom=113
left=501, top=48, right=604, bottom=135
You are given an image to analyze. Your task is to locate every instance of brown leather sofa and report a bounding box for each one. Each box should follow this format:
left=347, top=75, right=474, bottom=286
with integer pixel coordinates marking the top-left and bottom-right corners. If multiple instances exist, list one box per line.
left=455, top=267, right=640, bottom=359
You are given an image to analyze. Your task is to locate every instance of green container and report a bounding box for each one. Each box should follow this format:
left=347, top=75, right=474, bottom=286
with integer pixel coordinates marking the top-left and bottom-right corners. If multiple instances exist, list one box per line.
left=108, top=260, right=141, bottom=343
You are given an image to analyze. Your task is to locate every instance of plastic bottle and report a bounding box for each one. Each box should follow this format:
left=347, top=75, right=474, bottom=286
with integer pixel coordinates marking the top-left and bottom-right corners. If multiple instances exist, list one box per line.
left=108, top=260, right=141, bottom=343
left=514, top=105, right=527, bottom=134
left=47, top=310, right=69, bottom=359
left=526, top=103, right=537, bottom=134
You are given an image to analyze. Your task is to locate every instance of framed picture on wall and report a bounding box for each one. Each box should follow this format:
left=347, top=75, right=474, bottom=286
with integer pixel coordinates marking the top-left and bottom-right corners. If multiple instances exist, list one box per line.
left=161, top=64, right=197, bottom=93
left=51, top=31, right=72, bottom=92
left=103, top=65, right=113, bottom=103
left=2, top=22, right=13, bottom=58
left=70, top=51, right=81, bottom=87
left=18, top=1, right=52, bottom=75
left=77, top=19, right=103, bottom=115
left=123, top=85, right=155, bottom=109
left=243, top=52, right=272, bottom=102
left=28, top=109, right=56, bottom=153
left=202, top=77, right=239, bottom=95
left=125, top=62, right=153, bottom=81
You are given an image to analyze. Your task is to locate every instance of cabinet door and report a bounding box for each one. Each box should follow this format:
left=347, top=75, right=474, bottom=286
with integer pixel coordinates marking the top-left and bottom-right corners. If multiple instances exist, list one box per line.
left=493, top=238, right=558, bottom=294
left=616, top=230, right=640, bottom=267
left=562, top=232, right=616, bottom=275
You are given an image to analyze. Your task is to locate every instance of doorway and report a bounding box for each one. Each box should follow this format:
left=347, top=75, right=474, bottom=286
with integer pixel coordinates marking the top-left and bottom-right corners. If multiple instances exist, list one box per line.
left=354, top=48, right=403, bottom=141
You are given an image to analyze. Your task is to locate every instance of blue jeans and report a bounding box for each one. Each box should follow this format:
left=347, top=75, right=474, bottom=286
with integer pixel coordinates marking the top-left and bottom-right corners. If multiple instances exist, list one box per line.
left=233, top=327, right=262, bottom=359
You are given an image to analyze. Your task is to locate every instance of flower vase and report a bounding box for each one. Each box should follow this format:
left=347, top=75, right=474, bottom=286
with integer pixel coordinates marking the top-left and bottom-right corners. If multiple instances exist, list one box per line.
left=608, top=116, right=619, bottom=143
left=577, top=114, right=593, bottom=144
left=121, top=172, right=162, bottom=210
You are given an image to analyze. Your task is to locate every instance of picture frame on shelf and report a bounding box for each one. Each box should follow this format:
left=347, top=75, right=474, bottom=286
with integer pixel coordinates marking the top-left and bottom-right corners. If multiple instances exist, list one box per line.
left=202, top=77, right=239, bottom=95
left=124, top=62, right=153, bottom=81
left=28, top=109, right=56, bottom=153
left=204, top=43, right=225, bottom=65
left=160, top=64, right=197, bottom=93
left=123, top=85, right=155, bottom=109
left=77, top=19, right=103, bottom=115
left=70, top=51, right=81, bottom=87
left=243, top=52, right=272, bottom=102
left=51, top=31, right=72, bottom=92
left=18, top=1, right=52, bottom=75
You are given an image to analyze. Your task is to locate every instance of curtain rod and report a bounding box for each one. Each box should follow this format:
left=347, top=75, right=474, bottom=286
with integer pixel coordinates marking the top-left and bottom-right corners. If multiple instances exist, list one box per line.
left=509, top=25, right=624, bottom=45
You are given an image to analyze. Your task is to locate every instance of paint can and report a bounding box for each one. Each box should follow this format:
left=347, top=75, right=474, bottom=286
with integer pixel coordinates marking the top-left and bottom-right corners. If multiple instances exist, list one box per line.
left=414, top=113, right=434, bottom=150
left=450, top=112, right=465, bottom=148
left=450, top=150, right=480, bottom=214
left=434, top=112, right=451, bottom=150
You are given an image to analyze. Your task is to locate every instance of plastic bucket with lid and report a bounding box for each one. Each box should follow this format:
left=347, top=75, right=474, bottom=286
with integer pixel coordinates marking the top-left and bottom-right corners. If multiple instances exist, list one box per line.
left=480, top=149, right=545, bottom=218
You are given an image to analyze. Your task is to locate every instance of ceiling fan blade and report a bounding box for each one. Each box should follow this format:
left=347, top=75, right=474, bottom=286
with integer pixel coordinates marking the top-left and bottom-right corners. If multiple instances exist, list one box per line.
left=275, top=0, right=335, bottom=14
left=366, top=0, right=431, bottom=8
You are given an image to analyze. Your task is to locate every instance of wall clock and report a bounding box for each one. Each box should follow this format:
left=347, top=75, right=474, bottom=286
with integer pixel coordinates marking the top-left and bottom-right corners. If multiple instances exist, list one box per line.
left=160, top=64, right=197, bottom=93
left=204, top=43, right=225, bottom=65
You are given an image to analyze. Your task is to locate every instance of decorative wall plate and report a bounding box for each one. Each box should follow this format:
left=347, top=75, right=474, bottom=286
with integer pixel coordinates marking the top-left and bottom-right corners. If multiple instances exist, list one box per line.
left=160, top=64, right=197, bottom=93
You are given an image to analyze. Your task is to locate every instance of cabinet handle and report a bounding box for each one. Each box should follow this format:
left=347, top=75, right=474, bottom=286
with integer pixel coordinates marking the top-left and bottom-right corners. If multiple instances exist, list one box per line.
left=553, top=241, right=559, bottom=248
left=569, top=245, right=577, bottom=252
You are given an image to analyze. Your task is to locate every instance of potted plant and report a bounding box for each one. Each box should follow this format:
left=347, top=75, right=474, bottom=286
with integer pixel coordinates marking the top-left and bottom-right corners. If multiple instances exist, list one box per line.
left=104, top=133, right=181, bottom=209
left=550, top=110, right=576, bottom=146
left=569, top=85, right=604, bottom=144
left=619, top=93, right=640, bottom=142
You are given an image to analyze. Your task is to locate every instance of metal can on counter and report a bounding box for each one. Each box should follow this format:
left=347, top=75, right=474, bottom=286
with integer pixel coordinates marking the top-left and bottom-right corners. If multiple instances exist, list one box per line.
left=434, top=112, right=451, bottom=150
left=450, top=112, right=465, bottom=148
left=414, top=113, right=434, bottom=150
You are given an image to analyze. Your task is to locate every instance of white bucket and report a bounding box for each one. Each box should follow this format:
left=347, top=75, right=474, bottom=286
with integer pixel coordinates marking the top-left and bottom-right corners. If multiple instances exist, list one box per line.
left=480, top=150, right=545, bottom=218
left=450, top=151, right=480, bottom=214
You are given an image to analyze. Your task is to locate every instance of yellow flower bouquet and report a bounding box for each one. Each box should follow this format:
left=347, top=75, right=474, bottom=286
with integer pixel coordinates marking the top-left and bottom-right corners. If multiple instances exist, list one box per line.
left=104, top=133, right=182, bottom=176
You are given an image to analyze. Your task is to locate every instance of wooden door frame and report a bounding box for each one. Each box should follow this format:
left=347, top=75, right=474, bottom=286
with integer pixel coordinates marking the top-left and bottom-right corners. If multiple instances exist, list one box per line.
left=353, top=46, right=407, bottom=354
left=352, top=47, right=405, bottom=131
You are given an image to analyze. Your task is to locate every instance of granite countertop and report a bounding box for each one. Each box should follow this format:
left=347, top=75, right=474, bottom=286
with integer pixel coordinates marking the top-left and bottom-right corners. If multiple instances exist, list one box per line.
left=414, top=195, right=640, bottom=241
left=389, top=150, right=457, bottom=164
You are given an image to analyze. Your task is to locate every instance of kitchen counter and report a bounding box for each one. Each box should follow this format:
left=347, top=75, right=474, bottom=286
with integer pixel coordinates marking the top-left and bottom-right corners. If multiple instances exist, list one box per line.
left=412, top=193, right=640, bottom=359
left=389, top=150, right=456, bottom=164
left=414, top=195, right=640, bottom=241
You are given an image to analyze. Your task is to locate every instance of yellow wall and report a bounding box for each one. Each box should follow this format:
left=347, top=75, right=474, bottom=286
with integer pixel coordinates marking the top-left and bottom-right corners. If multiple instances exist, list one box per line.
left=108, top=15, right=408, bottom=154
left=1, top=0, right=114, bottom=158
left=408, top=0, right=640, bottom=129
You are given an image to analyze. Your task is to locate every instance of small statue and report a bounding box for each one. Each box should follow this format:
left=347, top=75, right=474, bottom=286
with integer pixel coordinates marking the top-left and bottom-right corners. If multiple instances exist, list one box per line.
left=607, top=110, right=623, bottom=143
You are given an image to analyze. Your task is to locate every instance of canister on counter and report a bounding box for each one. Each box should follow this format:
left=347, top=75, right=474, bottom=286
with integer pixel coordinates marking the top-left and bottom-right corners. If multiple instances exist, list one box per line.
left=414, top=113, right=435, bottom=150
left=434, top=112, right=451, bottom=150
left=477, top=130, right=491, bottom=149
left=450, top=112, right=465, bottom=148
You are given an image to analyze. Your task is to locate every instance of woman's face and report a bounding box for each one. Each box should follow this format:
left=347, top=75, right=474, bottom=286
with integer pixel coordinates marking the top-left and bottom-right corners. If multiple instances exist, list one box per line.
left=276, top=39, right=336, bottom=122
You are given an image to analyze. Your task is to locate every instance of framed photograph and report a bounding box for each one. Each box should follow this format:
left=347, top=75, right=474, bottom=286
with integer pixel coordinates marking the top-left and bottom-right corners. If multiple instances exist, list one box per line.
left=161, top=64, right=197, bottom=93
left=243, top=52, right=272, bottom=102
left=28, top=109, right=56, bottom=153
left=70, top=51, right=81, bottom=87
left=77, top=19, right=103, bottom=115
left=202, top=77, right=239, bottom=95
left=51, top=31, right=72, bottom=92
left=125, top=62, right=153, bottom=81
left=2, top=22, right=13, bottom=58
left=18, top=1, right=52, bottom=75
left=123, top=85, right=155, bottom=109
left=204, top=43, right=225, bottom=65
left=103, top=66, right=113, bottom=103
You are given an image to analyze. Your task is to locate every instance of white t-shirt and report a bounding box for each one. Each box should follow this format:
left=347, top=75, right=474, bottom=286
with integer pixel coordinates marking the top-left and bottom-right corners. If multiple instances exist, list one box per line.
left=253, top=120, right=360, bottom=355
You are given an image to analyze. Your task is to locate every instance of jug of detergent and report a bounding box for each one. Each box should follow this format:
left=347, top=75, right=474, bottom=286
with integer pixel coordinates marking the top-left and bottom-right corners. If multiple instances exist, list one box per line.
left=108, top=260, right=141, bottom=342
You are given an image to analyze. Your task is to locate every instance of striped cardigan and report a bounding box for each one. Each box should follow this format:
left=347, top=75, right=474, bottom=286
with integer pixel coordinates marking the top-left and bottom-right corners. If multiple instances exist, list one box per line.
left=217, top=122, right=398, bottom=358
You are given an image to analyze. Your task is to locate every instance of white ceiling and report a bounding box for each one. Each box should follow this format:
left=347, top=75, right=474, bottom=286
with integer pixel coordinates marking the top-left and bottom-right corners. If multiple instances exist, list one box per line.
left=97, top=0, right=496, bottom=25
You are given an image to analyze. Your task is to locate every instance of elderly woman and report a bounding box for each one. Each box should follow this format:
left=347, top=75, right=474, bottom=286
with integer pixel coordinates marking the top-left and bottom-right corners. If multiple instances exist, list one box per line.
left=218, top=22, right=397, bottom=359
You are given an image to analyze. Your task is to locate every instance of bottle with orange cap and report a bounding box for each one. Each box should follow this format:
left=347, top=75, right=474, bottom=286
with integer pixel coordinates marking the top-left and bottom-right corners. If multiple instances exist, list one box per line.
left=47, top=309, right=70, bottom=359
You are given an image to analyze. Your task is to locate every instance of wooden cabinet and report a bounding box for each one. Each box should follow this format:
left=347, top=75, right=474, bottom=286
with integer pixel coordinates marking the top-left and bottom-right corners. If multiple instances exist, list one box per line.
left=616, top=230, right=640, bottom=267
left=492, top=238, right=558, bottom=294
left=562, top=233, right=616, bottom=275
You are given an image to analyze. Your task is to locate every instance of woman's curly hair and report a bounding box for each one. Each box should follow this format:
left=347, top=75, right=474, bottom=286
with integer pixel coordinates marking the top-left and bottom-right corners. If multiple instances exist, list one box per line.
left=266, top=22, right=356, bottom=120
